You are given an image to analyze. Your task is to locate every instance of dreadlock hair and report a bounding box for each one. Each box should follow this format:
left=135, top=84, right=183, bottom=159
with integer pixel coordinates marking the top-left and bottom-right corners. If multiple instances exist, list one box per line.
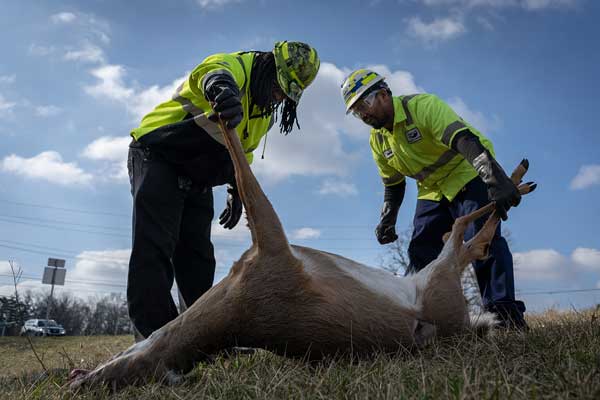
left=249, top=51, right=299, bottom=135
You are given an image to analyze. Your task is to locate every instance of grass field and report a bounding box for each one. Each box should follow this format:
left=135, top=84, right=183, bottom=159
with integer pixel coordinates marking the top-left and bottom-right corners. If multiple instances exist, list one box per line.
left=1, top=308, right=599, bottom=399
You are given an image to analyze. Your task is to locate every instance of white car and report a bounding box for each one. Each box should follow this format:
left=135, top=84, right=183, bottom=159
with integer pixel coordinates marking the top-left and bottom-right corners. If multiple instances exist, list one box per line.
left=20, top=319, right=66, bottom=336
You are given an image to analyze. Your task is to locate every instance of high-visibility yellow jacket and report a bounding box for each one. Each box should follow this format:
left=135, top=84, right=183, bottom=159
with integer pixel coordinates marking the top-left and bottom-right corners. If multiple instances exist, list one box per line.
left=370, top=94, right=494, bottom=201
left=131, top=51, right=274, bottom=164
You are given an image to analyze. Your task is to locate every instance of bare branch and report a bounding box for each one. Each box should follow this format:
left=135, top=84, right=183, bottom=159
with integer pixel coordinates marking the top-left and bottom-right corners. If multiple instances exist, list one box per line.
left=9, top=259, right=48, bottom=373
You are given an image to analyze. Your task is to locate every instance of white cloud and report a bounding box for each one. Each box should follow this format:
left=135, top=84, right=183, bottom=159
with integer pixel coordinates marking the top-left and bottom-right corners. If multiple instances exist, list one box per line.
left=572, top=248, right=600, bottom=271
left=290, top=228, right=321, bottom=240
left=82, top=136, right=130, bottom=162
left=81, top=136, right=131, bottom=182
left=210, top=219, right=252, bottom=242
left=447, top=97, right=501, bottom=134
left=1, top=151, right=93, bottom=186
left=0, top=250, right=130, bottom=299
left=50, top=11, right=111, bottom=44
left=0, top=261, right=14, bottom=275
left=318, top=179, right=358, bottom=197
left=514, top=247, right=600, bottom=281
left=85, top=65, right=134, bottom=101
left=28, top=43, right=55, bottom=57
left=419, top=0, right=579, bottom=10
left=197, top=0, right=243, bottom=10
left=51, top=12, right=77, bottom=24
left=35, top=105, right=62, bottom=117
left=84, top=64, right=184, bottom=122
left=70, top=249, right=129, bottom=284
left=0, top=75, right=16, bottom=84
left=368, top=64, right=424, bottom=97
left=406, top=16, right=466, bottom=43
left=128, top=77, right=186, bottom=122
left=522, top=0, right=579, bottom=10
left=514, top=249, right=567, bottom=280
left=64, top=42, right=105, bottom=64
left=570, top=165, right=600, bottom=190
left=0, top=246, right=242, bottom=299
left=0, top=94, right=16, bottom=116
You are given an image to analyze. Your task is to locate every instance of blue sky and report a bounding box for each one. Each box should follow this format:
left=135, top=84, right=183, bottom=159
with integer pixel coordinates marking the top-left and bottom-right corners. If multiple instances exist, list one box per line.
left=0, top=0, right=599, bottom=312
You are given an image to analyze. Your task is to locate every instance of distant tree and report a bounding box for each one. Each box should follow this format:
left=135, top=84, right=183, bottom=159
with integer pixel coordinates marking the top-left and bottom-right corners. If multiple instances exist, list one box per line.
left=85, top=294, right=130, bottom=335
left=378, top=229, right=411, bottom=276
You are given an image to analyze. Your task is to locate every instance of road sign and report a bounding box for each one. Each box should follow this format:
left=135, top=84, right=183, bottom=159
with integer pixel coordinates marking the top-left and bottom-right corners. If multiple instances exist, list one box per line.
left=42, top=267, right=66, bottom=286
left=47, top=258, right=66, bottom=268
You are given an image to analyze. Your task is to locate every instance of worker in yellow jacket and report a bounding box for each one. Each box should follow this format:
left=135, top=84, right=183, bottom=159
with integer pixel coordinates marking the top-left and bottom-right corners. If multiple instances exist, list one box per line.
left=127, top=42, right=320, bottom=338
left=341, top=69, right=527, bottom=329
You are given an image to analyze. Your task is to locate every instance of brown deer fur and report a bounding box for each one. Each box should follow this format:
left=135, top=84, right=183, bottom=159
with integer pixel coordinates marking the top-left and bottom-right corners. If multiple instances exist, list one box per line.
left=68, top=120, right=535, bottom=390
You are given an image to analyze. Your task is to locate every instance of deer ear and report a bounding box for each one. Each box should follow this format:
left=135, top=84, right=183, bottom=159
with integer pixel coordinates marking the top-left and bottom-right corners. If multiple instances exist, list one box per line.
left=442, top=232, right=451, bottom=243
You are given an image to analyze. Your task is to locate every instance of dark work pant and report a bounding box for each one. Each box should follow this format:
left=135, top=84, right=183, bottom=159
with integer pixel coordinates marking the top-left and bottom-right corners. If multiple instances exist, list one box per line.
left=127, top=146, right=216, bottom=338
left=406, top=177, right=526, bottom=322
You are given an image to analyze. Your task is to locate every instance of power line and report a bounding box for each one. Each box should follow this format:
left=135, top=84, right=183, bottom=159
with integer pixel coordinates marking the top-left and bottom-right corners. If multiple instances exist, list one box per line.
left=0, top=199, right=380, bottom=229
left=0, top=214, right=129, bottom=232
left=0, top=198, right=130, bottom=218
left=0, top=217, right=131, bottom=238
left=517, top=288, right=600, bottom=296
left=0, top=216, right=383, bottom=242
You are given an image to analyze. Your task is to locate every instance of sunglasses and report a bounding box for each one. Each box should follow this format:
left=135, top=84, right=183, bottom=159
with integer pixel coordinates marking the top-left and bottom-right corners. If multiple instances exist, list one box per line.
left=350, top=90, right=379, bottom=119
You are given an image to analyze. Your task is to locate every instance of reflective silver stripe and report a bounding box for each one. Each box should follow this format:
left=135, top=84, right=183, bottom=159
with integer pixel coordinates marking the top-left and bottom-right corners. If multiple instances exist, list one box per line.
left=410, top=149, right=458, bottom=181
left=376, top=133, right=383, bottom=144
left=194, top=114, right=225, bottom=145
left=442, top=120, right=467, bottom=146
left=235, top=55, right=247, bottom=97
left=172, top=83, right=204, bottom=116
left=171, top=83, right=225, bottom=145
left=401, top=94, right=418, bottom=125
left=382, top=173, right=404, bottom=185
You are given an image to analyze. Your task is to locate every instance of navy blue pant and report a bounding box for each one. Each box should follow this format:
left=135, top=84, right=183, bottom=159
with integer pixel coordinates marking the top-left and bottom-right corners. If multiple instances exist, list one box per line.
left=406, top=177, right=525, bottom=322
left=127, top=146, right=216, bottom=338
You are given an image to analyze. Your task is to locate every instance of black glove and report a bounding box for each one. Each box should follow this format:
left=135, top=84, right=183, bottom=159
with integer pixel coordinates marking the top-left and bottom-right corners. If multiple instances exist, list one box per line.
left=453, top=130, right=521, bottom=221
left=219, top=185, right=243, bottom=229
left=204, top=73, right=243, bottom=129
left=375, top=182, right=405, bottom=244
left=476, top=152, right=521, bottom=221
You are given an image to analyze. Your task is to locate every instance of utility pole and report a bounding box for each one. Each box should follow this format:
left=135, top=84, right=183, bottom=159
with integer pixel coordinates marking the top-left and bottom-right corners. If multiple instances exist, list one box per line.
left=42, top=258, right=66, bottom=336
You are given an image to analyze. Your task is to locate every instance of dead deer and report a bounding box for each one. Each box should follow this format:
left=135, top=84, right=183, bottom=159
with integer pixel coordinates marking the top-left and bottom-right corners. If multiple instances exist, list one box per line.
left=68, top=120, right=536, bottom=390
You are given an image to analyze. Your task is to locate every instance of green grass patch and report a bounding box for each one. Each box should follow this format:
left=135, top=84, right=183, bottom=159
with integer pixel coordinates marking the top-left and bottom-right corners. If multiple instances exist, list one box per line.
left=1, top=309, right=599, bottom=399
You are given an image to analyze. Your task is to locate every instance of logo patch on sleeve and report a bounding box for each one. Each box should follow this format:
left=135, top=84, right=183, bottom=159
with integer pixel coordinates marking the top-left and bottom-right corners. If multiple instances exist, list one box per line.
left=383, top=148, right=394, bottom=159
left=406, top=128, right=422, bottom=144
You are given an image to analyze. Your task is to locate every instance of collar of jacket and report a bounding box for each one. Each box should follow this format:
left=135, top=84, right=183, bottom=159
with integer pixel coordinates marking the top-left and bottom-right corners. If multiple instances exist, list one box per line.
left=374, top=96, right=407, bottom=137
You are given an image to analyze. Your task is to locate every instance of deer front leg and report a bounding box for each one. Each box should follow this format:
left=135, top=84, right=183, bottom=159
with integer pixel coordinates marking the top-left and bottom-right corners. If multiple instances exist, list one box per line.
left=69, top=276, right=243, bottom=391
left=414, top=160, right=536, bottom=336
left=444, top=159, right=536, bottom=265
left=459, top=160, right=536, bottom=263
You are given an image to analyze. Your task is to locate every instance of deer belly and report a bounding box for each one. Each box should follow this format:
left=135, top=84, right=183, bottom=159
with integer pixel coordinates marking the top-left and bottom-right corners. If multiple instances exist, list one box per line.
left=291, top=245, right=418, bottom=310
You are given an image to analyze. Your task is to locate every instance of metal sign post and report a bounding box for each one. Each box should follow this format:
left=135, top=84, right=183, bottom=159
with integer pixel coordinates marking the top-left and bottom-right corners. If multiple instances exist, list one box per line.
left=42, top=258, right=66, bottom=336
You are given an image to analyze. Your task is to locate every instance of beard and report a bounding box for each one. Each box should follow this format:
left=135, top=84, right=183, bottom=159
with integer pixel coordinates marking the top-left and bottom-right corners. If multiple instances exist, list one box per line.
left=363, top=115, right=386, bottom=129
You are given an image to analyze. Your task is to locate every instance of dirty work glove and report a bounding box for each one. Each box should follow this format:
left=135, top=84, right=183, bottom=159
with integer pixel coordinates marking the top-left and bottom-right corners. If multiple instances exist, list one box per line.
left=375, top=182, right=405, bottom=244
left=219, top=185, right=243, bottom=229
left=204, top=73, right=243, bottom=129
left=453, top=130, right=521, bottom=221
left=480, top=157, right=521, bottom=221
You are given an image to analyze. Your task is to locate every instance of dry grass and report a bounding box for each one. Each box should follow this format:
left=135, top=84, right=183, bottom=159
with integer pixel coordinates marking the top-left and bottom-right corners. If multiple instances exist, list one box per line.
left=1, top=308, right=598, bottom=399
